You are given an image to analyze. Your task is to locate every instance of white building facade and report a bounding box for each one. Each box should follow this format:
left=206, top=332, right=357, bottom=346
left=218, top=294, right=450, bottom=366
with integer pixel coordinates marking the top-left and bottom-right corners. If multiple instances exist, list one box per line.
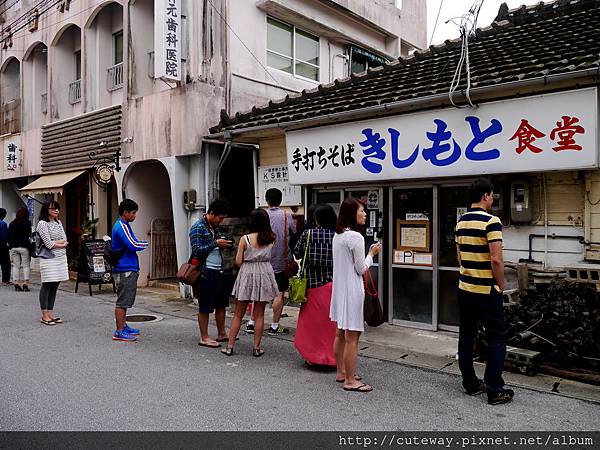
left=0, top=0, right=426, bottom=287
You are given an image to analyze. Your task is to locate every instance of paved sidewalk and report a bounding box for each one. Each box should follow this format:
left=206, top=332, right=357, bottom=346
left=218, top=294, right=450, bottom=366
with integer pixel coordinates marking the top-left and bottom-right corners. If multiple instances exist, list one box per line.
left=28, top=270, right=600, bottom=404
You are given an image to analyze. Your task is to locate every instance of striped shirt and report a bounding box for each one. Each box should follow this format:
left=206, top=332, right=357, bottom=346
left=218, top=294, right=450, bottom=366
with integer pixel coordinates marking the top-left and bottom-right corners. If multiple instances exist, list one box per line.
left=37, top=220, right=67, bottom=258
left=455, top=207, right=503, bottom=295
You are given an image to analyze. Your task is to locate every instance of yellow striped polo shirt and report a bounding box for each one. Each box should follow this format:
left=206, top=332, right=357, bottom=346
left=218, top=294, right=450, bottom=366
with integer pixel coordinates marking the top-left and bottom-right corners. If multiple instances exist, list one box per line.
left=455, top=207, right=502, bottom=295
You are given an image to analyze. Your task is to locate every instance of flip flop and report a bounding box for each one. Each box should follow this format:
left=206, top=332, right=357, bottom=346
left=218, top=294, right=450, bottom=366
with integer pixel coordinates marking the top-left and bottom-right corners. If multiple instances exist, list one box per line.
left=343, top=383, right=373, bottom=393
left=216, top=336, right=239, bottom=342
left=336, top=375, right=362, bottom=383
left=198, top=341, right=220, bottom=348
left=52, top=318, right=63, bottom=324
left=252, top=348, right=265, bottom=357
left=40, top=319, right=55, bottom=326
left=221, top=347, right=234, bottom=356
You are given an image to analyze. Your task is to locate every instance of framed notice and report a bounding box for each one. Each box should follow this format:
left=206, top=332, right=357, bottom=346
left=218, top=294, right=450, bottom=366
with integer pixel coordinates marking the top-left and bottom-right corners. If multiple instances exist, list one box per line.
left=396, top=220, right=430, bottom=252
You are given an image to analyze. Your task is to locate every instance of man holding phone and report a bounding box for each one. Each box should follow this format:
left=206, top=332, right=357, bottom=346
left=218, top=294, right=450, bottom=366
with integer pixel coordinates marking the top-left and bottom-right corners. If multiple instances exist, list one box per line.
left=455, top=178, right=513, bottom=405
left=190, top=199, right=233, bottom=348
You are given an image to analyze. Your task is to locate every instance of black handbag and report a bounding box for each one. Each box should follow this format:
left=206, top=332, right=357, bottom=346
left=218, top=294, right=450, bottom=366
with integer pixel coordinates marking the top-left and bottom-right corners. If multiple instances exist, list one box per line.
left=363, top=270, right=384, bottom=327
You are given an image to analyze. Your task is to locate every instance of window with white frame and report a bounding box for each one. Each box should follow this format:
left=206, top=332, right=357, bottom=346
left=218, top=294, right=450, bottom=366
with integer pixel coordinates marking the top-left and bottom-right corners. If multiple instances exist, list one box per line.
left=266, top=16, right=319, bottom=81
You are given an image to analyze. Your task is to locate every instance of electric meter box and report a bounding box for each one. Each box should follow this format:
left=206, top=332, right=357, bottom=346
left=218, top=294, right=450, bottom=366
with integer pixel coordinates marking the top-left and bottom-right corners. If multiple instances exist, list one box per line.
left=510, top=181, right=532, bottom=223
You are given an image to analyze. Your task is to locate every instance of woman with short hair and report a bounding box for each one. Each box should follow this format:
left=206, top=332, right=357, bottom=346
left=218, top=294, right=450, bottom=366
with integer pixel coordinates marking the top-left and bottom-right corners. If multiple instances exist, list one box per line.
left=36, top=201, right=69, bottom=326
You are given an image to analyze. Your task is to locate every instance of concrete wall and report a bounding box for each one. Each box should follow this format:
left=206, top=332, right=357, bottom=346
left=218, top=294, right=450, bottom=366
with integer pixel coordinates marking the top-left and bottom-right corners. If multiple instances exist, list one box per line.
left=1, top=58, right=21, bottom=103
left=50, top=25, right=82, bottom=121
left=399, top=0, right=427, bottom=50
left=22, top=44, right=48, bottom=131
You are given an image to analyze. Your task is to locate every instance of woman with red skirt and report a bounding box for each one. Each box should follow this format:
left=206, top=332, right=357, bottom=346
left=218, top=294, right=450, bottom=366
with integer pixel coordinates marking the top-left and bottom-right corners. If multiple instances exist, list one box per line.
left=293, top=204, right=337, bottom=367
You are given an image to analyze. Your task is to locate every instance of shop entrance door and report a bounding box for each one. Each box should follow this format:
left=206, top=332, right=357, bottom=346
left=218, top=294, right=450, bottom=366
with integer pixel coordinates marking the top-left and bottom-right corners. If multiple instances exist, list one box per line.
left=438, top=185, right=469, bottom=331
left=390, top=187, right=435, bottom=329
left=313, top=188, right=386, bottom=321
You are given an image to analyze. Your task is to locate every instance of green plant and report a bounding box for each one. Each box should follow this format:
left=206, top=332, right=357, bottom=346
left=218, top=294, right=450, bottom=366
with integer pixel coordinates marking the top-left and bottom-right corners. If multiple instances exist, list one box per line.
left=80, top=218, right=99, bottom=241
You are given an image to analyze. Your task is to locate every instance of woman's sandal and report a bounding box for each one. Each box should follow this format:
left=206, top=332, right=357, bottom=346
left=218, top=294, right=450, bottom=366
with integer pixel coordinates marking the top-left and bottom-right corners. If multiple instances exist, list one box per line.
left=336, top=374, right=362, bottom=383
left=40, top=319, right=55, bottom=326
left=52, top=318, right=63, bottom=324
left=221, top=347, right=234, bottom=356
left=252, top=348, right=265, bottom=357
left=343, top=383, right=373, bottom=393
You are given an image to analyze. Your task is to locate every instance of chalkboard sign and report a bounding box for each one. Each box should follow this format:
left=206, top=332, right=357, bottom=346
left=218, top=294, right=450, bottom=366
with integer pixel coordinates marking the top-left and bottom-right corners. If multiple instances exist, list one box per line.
left=75, top=239, right=116, bottom=296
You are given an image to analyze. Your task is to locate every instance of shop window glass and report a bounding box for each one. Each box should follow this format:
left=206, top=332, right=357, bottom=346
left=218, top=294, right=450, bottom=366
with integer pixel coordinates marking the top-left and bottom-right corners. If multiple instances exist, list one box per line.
left=439, top=270, right=460, bottom=326
left=439, top=186, right=469, bottom=267
left=393, top=268, right=432, bottom=323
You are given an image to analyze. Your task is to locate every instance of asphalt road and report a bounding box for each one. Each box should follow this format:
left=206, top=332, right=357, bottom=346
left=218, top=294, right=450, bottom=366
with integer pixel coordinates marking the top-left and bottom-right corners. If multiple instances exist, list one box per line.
left=1, top=284, right=599, bottom=432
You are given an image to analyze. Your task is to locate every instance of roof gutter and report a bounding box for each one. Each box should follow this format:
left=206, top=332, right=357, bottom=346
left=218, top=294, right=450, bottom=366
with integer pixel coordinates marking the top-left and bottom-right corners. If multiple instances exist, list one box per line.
left=207, top=67, right=600, bottom=140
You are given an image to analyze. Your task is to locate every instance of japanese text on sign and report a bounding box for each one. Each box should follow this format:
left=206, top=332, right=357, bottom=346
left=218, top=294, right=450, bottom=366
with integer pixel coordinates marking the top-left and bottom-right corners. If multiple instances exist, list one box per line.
left=4, top=139, right=20, bottom=175
left=285, top=88, right=597, bottom=185
left=154, top=0, right=181, bottom=81
left=257, top=165, right=302, bottom=207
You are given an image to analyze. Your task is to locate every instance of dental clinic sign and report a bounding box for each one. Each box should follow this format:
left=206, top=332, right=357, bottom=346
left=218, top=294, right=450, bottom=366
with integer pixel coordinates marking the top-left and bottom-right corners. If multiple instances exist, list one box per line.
left=286, top=88, right=598, bottom=185
left=154, top=0, right=181, bottom=81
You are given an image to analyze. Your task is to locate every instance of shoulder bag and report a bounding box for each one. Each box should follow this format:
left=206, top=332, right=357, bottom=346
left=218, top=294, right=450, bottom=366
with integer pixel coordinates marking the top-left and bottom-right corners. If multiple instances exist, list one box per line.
left=177, top=258, right=202, bottom=286
left=33, top=225, right=55, bottom=260
left=288, top=230, right=311, bottom=303
left=363, top=269, right=385, bottom=327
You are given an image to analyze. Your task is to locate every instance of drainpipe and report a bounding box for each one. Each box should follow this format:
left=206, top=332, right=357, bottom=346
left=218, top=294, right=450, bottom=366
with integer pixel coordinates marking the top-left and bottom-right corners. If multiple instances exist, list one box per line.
left=253, top=147, right=259, bottom=208
left=204, top=144, right=210, bottom=213
left=543, top=174, right=548, bottom=269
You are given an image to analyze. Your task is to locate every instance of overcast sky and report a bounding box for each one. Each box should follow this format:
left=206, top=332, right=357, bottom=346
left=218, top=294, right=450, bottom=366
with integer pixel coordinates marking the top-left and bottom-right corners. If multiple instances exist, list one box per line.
left=426, top=0, right=532, bottom=46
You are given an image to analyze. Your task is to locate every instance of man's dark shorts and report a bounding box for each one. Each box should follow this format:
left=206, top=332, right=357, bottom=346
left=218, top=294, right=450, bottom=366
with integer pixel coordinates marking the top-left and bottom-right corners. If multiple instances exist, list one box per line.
left=114, top=271, right=139, bottom=309
left=197, top=269, right=232, bottom=313
left=274, top=272, right=289, bottom=293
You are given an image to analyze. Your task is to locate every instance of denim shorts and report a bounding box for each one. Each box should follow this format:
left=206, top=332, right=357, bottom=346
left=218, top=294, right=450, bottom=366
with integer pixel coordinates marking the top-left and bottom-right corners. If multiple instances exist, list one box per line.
left=114, top=271, right=139, bottom=309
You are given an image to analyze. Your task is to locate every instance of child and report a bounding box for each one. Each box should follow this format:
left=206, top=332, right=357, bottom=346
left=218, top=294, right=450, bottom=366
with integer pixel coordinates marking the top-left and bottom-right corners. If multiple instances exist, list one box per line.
left=222, top=209, right=278, bottom=357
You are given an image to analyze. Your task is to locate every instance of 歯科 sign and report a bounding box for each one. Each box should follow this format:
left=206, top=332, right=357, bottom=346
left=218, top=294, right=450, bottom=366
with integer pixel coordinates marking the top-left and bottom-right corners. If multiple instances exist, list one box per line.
left=4, top=137, right=21, bottom=176
left=154, top=0, right=181, bottom=82
left=257, top=165, right=302, bottom=207
left=286, top=88, right=598, bottom=185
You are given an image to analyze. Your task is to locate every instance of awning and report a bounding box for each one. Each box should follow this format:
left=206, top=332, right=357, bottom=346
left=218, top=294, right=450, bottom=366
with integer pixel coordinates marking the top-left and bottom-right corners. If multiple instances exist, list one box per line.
left=20, top=170, right=86, bottom=196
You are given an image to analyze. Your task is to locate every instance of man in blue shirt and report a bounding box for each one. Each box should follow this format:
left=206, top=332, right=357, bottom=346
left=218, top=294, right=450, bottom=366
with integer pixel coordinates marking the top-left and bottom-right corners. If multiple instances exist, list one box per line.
left=189, top=199, right=232, bottom=348
left=0, top=208, right=11, bottom=285
left=111, top=199, right=148, bottom=342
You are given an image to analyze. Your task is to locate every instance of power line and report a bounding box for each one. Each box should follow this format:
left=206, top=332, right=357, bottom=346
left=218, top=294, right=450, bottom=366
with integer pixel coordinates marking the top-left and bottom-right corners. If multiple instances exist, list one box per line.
left=1, top=0, right=75, bottom=44
left=0, top=0, right=49, bottom=40
left=429, top=0, right=444, bottom=46
left=206, top=0, right=286, bottom=92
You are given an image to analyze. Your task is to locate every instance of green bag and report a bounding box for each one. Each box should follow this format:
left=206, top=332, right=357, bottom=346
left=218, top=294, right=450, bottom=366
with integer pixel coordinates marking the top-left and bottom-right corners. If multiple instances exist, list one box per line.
left=288, top=230, right=311, bottom=303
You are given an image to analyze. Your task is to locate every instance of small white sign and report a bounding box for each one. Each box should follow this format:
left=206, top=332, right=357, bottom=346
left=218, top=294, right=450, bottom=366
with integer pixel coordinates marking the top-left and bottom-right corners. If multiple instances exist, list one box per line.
left=456, top=207, right=467, bottom=222
left=154, top=0, right=181, bottom=81
left=406, top=213, right=428, bottom=221
left=4, top=138, right=20, bottom=176
left=93, top=256, right=106, bottom=273
left=257, top=165, right=302, bottom=207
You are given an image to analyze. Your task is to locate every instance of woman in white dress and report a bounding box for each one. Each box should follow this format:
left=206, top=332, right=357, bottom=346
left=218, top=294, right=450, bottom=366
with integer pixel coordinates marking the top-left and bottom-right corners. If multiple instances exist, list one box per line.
left=36, top=201, right=69, bottom=326
left=330, top=198, right=381, bottom=392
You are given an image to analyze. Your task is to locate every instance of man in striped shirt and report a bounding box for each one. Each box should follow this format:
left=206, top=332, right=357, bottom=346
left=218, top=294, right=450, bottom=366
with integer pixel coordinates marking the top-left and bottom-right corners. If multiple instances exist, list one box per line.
left=455, top=178, right=513, bottom=405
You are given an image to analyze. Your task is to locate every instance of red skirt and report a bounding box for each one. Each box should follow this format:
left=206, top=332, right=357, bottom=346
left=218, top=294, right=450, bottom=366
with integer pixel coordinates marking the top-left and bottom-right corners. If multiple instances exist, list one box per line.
left=294, top=282, right=336, bottom=366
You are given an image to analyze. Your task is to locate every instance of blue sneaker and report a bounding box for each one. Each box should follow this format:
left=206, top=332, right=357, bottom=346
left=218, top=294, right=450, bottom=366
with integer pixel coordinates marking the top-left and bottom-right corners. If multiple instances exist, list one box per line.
left=123, top=324, right=140, bottom=335
left=113, top=329, right=137, bottom=341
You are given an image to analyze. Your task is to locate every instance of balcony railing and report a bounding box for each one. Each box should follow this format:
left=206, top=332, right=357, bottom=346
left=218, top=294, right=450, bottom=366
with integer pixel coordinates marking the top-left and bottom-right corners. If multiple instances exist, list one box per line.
left=107, top=62, right=123, bottom=91
left=41, top=92, right=47, bottom=114
left=68, top=79, right=81, bottom=104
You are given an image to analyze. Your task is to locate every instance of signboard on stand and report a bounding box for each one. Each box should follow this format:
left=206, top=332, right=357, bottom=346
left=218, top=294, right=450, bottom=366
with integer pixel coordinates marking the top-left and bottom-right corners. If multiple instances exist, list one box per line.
left=257, top=164, right=302, bottom=207
left=76, top=239, right=116, bottom=296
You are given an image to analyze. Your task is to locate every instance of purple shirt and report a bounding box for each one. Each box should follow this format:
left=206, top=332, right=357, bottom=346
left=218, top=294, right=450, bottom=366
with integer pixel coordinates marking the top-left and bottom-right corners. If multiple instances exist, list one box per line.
left=267, top=207, right=296, bottom=273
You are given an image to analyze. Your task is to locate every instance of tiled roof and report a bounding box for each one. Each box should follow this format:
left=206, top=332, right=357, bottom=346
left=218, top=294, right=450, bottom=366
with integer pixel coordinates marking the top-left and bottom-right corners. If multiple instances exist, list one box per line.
left=211, top=0, right=600, bottom=134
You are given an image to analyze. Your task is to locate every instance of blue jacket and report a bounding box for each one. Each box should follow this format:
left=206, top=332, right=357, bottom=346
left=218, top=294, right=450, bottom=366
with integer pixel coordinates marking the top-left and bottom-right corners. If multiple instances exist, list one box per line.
left=0, top=220, right=8, bottom=244
left=111, top=218, right=148, bottom=273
